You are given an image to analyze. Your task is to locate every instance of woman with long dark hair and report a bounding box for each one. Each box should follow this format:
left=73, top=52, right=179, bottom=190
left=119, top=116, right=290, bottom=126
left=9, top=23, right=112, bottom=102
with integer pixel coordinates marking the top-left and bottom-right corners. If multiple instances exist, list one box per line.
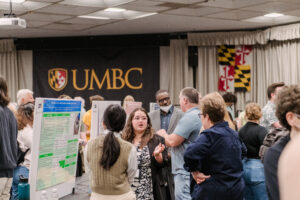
left=122, top=108, right=168, bottom=200
left=86, top=104, right=137, bottom=200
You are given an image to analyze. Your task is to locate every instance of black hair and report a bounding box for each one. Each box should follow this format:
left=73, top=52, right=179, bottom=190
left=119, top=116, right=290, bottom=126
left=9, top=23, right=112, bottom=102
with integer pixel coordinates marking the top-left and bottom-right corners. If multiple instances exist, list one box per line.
left=0, top=76, right=10, bottom=107
left=100, top=104, right=126, bottom=170
left=267, top=82, right=285, bottom=99
left=222, top=92, right=237, bottom=104
left=155, top=89, right=168, bottom=99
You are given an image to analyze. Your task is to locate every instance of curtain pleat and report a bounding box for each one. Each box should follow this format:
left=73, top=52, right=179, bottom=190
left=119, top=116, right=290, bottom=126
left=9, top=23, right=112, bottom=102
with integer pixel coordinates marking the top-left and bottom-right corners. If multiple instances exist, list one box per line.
left=168, top=39, right=192, bottom=105
left=160, top=46, right=170, bottom=91
left=18, top=50, right=33, bottom=92
left=196, top=46, right=218, bottom=96
left=188, top=31, right=268, bottom=46
left=0, top=50, right=19, bottom=102
left=0, top=39, right=15, bottom=53
left=0, top=40, right=31, bottom=103
left=188, top=23, right=300, bottom=46
left=269, top=24, right=300, bottom=41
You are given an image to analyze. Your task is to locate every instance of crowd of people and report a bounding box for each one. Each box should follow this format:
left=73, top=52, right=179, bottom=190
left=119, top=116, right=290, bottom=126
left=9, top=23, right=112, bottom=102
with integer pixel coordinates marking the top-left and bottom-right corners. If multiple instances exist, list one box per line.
left=1, top=74, right=300, bottom=200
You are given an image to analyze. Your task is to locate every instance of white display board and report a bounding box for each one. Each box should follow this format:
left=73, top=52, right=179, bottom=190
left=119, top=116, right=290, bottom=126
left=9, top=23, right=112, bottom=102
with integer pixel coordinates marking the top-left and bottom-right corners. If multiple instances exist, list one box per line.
left=124, top=101, right=142, bottom=115
left=29, top=98, right=82, bottom=200
left=149, top=102, right=159, bottom=113
left=90, top=101, right=121, bottom=140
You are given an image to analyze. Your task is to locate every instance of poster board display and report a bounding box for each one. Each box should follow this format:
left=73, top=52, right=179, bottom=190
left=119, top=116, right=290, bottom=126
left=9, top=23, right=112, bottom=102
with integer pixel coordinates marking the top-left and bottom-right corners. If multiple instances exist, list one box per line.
left=90, top=101, right=121, bottom=140
left=124, top=101, right=142, bottom=115
left=149, top=102, right=159, bottom=113
left=29, top=98, right=81, bottom=200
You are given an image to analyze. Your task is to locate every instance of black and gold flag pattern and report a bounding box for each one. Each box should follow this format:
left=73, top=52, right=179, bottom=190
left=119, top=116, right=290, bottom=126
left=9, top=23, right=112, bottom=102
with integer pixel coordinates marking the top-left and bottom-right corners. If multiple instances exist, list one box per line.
left=49, top=71, right=58, bottom=89
left=218, top=45, right=235, bottom=66
left=234, top=65, right=251, bottom=92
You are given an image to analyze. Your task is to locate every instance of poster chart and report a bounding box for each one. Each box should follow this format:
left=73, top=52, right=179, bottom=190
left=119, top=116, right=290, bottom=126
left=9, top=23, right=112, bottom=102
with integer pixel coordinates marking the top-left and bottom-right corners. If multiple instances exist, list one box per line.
left=29, top=98, right=81, bottom=200
left=124, top=101, right=142, bottom=115
left=90, top=101, right=121, bottom=140
left=149, top=102, right=159, bottom=113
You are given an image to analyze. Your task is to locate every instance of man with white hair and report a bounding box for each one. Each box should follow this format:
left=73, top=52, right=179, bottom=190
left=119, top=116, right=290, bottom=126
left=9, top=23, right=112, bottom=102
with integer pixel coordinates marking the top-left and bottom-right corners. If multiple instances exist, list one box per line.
left=17, top=89, right=34, bottom=106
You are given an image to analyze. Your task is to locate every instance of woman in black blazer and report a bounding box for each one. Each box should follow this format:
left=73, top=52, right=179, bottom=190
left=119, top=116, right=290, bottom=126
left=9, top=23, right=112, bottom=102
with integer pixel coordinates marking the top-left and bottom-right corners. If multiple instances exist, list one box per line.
left=122, top=107, right=169, bottom=200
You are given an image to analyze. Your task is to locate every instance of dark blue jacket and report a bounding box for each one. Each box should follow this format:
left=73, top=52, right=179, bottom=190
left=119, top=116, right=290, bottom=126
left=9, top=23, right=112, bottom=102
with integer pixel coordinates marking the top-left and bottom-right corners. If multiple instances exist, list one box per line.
left=184, top=122, right=245, bottom=200
left=0, top=106, right=18, bottom=177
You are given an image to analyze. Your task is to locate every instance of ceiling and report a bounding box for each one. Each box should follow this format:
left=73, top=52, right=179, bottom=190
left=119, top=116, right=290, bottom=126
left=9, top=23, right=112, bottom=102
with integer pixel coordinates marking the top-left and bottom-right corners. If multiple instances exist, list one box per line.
left=1, top=0, right=300, bottom=38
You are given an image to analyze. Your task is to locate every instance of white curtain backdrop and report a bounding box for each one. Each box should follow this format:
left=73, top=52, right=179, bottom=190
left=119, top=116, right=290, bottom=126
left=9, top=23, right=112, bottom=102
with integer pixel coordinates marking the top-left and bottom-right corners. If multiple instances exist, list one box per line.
left=0, top=39, right=19, bottom=102
left=18, top=50, right=33, bottom=91
left=253, top=40, right=300, bottom=107
left=0, top=40, right=32, bottom=103
left=168, top=39, right=193, bottom=105
left=188, top=31, right=268, bottom=46
left=160, top=46, right=170, bottom=91
left=196, top=46, right=218, bottom=96
left=269, top=23, right=300, bottom=41
left=188, top=23, right=300, bottom=46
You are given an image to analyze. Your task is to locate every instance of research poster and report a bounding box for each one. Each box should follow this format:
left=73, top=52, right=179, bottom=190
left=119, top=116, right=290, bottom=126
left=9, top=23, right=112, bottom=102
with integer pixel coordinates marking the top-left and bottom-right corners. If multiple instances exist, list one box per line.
left=30, top=99, right=81, bottom=194
left=124, top=101, right=142, bottom=115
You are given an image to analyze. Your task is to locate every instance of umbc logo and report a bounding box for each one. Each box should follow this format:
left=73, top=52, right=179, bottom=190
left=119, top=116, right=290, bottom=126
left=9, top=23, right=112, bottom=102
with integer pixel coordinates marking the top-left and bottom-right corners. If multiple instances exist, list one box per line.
left=48, top=67, right=143, bottom=91
left=48, top=68, right=68, bottom=91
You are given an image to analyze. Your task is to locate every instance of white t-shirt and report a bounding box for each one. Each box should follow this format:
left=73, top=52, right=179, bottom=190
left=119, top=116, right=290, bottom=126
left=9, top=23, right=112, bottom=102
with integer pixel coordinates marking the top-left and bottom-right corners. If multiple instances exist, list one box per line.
left=18, top=124, right=33, bottom=169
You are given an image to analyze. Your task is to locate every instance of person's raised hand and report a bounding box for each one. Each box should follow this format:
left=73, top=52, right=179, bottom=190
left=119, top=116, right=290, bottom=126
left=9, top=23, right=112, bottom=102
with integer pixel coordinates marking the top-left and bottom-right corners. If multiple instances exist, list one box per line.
left=153, top=143, right=165, bottom=156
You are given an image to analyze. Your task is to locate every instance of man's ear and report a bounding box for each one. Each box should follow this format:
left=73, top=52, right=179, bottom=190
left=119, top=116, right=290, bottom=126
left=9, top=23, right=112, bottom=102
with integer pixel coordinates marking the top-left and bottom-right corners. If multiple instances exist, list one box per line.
left=102, top=122, right=107, bottom=130
left=271, top=92, right=276, bottom=99
left=183, top=97, right=188, bottom=104
left=285, top=112, right=294, bottom=127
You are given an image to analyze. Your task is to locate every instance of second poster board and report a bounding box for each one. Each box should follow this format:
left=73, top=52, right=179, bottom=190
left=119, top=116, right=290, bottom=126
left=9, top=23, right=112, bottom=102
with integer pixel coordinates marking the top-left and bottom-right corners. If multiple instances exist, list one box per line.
left=90, top=101, right=121, bottom=139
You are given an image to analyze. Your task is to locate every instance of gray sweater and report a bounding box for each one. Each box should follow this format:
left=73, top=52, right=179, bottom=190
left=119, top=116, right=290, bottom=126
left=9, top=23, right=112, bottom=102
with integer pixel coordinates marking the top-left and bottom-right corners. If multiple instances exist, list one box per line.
left=0, top=106, right=18, bottom=177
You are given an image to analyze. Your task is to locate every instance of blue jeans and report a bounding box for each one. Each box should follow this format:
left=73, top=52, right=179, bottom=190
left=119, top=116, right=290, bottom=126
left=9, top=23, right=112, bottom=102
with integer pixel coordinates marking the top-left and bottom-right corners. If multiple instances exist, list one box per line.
left=174, top=174, right=192, bottom=200
left=11, top=166, right=29, bottom=200
left=242, top=158, right=268, bottom=200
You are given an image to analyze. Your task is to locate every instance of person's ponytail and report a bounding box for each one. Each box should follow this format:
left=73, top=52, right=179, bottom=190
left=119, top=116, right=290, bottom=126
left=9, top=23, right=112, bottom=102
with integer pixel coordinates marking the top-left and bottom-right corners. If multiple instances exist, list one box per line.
left=99, top=104, right=126, bottom=170
left=100, top=131, right=120, bottom=170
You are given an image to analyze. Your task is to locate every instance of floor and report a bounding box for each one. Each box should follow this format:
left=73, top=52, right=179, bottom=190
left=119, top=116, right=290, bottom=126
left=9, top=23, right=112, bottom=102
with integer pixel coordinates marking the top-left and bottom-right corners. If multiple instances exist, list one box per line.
left=60, top=173, right=90, bottom=200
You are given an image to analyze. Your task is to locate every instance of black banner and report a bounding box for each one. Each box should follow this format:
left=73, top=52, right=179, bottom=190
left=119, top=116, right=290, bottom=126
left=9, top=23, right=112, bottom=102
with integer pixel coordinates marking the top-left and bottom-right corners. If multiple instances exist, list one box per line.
left=33, top=46, right=159, bottom=110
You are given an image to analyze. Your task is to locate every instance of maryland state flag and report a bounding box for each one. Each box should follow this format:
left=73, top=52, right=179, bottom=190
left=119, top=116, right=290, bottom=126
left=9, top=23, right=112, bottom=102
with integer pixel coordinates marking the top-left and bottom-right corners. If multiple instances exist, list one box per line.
left=218, top=45, right=252, bottom=92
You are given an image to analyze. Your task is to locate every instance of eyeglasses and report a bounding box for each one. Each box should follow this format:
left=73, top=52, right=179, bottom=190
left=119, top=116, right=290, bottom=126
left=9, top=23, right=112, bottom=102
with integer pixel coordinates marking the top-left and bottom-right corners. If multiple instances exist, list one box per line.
left=158, top=97, right=170, bottom=104
left=198, top=113, right=203, bottom=118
